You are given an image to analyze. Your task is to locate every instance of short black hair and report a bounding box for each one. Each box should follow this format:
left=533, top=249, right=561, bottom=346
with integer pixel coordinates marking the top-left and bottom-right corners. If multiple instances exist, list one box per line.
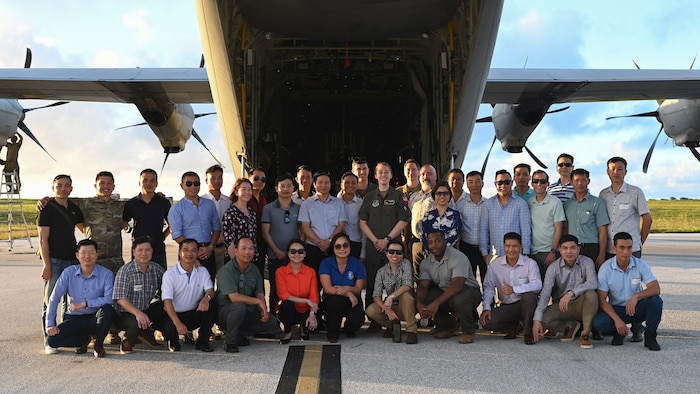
left=503, top=232, right=522, bottom=244
left=275, top=173, right=295, bottom=185
left=466, top=170, right=483, bottom=180
left=77, top=238, right=98, bottom=251
left=571, top=168, right=590, bottom=179
left=607, top=156, right=627, bottom=168
left=513, top=163, right=531, bottom=174
left=140, top=168, right=158, bottom=179
left=179, top=238, right=199, bottom=250
left=559, top=234, right=579, bottom=246
left=205, top=164, right=224, bottom=175
left=613, top=232, right=633, bottom=246
left=95, top=171, right=114, bottom=182
left=532, top=169, right=549, bottom=182
left=557, top=153, right=574, bottom=164
left=181, top=171, right=199, bottom=182
left=132, top=236, right=153, bottom=251
left=495, top=169, right=511, bottom=180
left=448, top=168, right=465, bottom=180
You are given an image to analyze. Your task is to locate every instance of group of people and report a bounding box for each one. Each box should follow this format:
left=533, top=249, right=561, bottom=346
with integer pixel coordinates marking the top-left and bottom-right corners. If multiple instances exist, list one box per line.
left=38, top=153, right=664, bottom=357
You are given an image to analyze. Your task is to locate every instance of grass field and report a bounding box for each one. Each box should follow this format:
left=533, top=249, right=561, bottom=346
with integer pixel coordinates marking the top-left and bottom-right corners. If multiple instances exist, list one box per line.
left=1, top=198, right=699, bottom=241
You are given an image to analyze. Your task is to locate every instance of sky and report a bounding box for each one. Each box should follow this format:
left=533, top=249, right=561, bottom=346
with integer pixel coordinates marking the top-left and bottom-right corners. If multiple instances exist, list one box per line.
left=1, top=0, right=699, bottom=199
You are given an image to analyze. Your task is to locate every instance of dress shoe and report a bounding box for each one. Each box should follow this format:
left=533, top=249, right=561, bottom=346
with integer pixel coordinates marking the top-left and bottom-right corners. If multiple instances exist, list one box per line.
left=434, top=327, right=458, bottom=339
left=93, top=346, right=106, bottom=358
left=237, top=337, right=250, bottom=347
left=168, top=341, right=181, bottom=352
left=459, top=333, right=474, bottom=344
left=120, top=339, right=133, bottom=354
left=138, top=330, right=162, bottom=347
left=561, top=321, right=581, bottom=342
left=196, top=343, right=214, bottom=352
left=579, top=333, right=593, bottom=349
left=542, top=328, right=558, bottom=339
left=631, top=330, right=644, bottom=343
left=503, top=326, right=518, bottom=340
left=300, top=326, right=310, bottom=341
left=406, top=332, right=418, bottom=344
left=644, top=331, right=661, bottom=351
left=184, top=331, right=196, bottom=344
left=76, top=337, right=91, bottom=354
left=611, top=334, right=625, bottom=346
left=327, top=337, right=338, bottom=343
left=224, top=343, right=240, bottom=353
left=45, top=346, right=58, bottom=355
left=524, top=335, right=535, bottom=345
left=280, top=334, right=292, bottom=344
left=366, top=321, right=381, bottom=334
left=591, top=327, right=604, bottom=340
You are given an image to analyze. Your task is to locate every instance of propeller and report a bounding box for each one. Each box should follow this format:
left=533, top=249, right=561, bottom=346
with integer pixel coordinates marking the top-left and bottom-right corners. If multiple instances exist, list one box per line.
left=24, top=101, right=69, bottom=113
left=24, top=48, right=32, bottom=68
left=18, top=122, right=56, bottom=161
left=606, top=111, right=661, bottom=173
left=523, top=146, right=547, bottom=169
left=481, top=135, right=496, bottom=175
left=689, top=146, right=700, bottom=162
left=642, top=124, right=664, bottom=173
left=191, top=129, right=225, bottom=168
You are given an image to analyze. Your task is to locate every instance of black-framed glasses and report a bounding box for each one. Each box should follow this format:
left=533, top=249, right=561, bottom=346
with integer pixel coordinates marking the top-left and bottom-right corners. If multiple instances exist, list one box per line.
left=284, top=210, right=291, bottom=224
left=334, top=242, right=350, bottom=250
left=289, top=248, right=306, bottom=255
left=387, top=249, right=403, bottom=255
left=531, top=179, right=548, bottom=184
left=253, top=175, right=267, bottom=183
left=184, top=181, right=201, bottom=187
left=557, top=163, right=573, bottom=168
left=495, top=180, right=512, bottom=186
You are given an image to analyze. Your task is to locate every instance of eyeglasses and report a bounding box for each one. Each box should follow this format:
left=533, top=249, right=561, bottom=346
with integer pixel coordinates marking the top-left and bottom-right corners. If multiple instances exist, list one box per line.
left=495, top=180, right=512, bottom=186
left=289, top=248, right=306, bottom=255
left=184, top=181, right=201, bottom=187
left=557, top=163, right=573, bottom=168
left=387, top=249, right=403, bottom=255
left=284, top=210, right=291, bottom=224
left=78, top=250, right=97, bottom=256
left=531, top=179, right=548, bottom=184
left=253, top=175, right=267, bottom=183
left=334, top=242, right=350, bottom=250
left=434, top=191, right=450, bottom=197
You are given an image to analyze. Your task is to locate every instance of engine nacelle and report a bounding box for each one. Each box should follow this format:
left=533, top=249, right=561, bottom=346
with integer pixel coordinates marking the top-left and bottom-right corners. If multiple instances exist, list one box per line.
left=491, top=102, right=548, bottom=152
left=658, top=99, right=700, bottom=147
left=0, top=100, right=23, bottom=140
left=135, top=102, right=195, bottom=153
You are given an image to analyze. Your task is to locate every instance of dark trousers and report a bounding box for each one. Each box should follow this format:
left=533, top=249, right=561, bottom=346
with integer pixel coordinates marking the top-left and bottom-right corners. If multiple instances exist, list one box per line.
left=424, top=284, right=482, bottom=334
left=115, top=301, right=165, bottom=344
left=323, top=294, right=364, bottom=339
left=151, top=251, right=168, bottom=270
left=268, top=258, right=284, bottom=312
left=304, top=244, right=328, bottom=274
left=482, top=292, right=538, bottom=335
left=162, top=299, right=217, bottom=346
left=593, top=296, right=663, bottom=334
left=460, top=242, right=487, bottom=286
left=350, top=241, right=362, bottom=259
left=47, top=305, right=115, bottom=349
left=218, top=302, right=281, bottom=345
left=198, top=254, right=217, bottom=284
left=277, top=300, right=311, bottom=333
left=528, top=252, right=551, bottom=282
left=579, top=243, right=600, bottom=264
left=363, top=239, right=386, bottom=311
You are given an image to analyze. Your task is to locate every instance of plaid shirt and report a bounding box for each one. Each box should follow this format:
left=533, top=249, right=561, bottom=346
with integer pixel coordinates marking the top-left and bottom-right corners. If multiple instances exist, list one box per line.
left=372, top=259, right=413, bottom=301
left=113, top=260, right=165, bottom=313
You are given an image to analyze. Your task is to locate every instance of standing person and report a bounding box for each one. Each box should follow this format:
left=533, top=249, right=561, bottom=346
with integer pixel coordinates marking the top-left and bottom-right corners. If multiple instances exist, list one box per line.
left=359, top=162, right=410, bottom=333
left=409, top=164, right=437, bottom=274
left=480, top=169, right=531, bottom=263
left=45, top=239, right=114, bottom=358
left=458, top=171, right=487, bottom=285
left=481, top=232, right=542, bottom=345
left=527, top=170, right=565, bottom=279
left=113, top=236, right=166, bottom=353
left=352, top=156, right=377, bottom=198
left=298, top=171, right=347, bottom=273
left=547, top=153, right=576, bottom=202
left=292, top=165, right=314, bottom=205
left=168, top=171, right=221, bottom=282
left=416, top=231, right=482, bottom=344
left=262, top=173, right=302, bottom=311
left=532, top=235, right=598, bottom=349
left=161, top=239, right=217, bottom=352
left=447, top=168, right=467, bottom=208
left=39, top=174, right=84, bottom=354
left=563, top=168, right=610, bottom=268
left=421, top=181, right=462, bottom=250
left=275, top=240, right=319, bottom=343
left=202, top=164, right=231, bottom=273
left=318, top=233, right=366, bottom=343
left=365, top=239, right=418, bottom=344
left=396, top=158, right=421, bottom=202
left=123, top=169, right=171, bottom=269
left=2, top=134, right=22, bottom=192
left=593, top=232, right=663, bottom=351
left=338, top=172, right=364, bottom=259
left=512, top=163, right=535, bottom=202
left=222, top=178, right=258, bottom=266
left=248, top=167, right=268, bottom=276
left=599, top=156, right=653, bottom=259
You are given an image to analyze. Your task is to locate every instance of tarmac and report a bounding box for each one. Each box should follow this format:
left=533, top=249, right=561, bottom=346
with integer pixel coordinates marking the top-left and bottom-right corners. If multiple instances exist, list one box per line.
left=0, top=233, right=698, bottom=393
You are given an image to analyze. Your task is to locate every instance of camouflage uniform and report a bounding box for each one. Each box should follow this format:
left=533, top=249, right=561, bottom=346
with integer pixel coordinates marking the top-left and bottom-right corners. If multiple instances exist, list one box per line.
left=76, top=196, right=126, bottom=275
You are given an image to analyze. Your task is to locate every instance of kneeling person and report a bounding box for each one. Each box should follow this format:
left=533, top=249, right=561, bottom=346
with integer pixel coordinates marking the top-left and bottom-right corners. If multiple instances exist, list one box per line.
left=217, top=237, right=281, bottom=353
left=45, top=239, right=115, bottom=358
left=366, top=240, right=418, bottom=344
left=161, top=239, right=217, bottom=352
left=532, top=235, right=598, bottom=348
left=416, top=230, right=482, bottom=344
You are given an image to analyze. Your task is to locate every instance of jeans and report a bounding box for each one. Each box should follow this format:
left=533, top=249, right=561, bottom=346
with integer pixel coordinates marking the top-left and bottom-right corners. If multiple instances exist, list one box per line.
left=593, top=295, right=663, bottom=333
left=42, top=257, right=78, bottom=346
left=47, top=305, right=115, bottom=349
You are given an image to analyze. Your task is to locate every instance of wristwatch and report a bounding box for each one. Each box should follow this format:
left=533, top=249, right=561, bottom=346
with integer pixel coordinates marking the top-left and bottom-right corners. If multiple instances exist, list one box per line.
left=386, top=235, right=393, bottom=242
left=566, top=290, right=575, bottom=297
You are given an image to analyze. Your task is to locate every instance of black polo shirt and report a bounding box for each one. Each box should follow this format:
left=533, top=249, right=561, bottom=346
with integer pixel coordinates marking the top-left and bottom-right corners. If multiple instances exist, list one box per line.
left=37, top=200, right=83, bottom=260
left=123, top=193, right=171, bottom=254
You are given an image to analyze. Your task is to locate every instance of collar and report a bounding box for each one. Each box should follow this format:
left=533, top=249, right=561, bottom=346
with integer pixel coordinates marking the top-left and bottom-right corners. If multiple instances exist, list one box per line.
left=612, top=256, right=638, bottom=272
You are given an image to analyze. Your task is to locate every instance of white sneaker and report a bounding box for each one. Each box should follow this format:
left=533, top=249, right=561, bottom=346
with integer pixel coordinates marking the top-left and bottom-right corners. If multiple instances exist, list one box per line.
left=45, top=346, right=58, bottom=355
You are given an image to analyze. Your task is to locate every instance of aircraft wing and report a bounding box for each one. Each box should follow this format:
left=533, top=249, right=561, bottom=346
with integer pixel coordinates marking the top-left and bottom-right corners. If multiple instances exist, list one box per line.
left=483, top=68, right=700, bottom=104
left=0, top=68, right=211, bottom=103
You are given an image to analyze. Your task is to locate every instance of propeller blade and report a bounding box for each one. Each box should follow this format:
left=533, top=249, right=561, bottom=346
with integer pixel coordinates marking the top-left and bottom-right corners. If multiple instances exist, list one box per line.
left=192, top=129, right=226, bottom=168
left=17, top=121, right=56, bottom=161
left=689, top=146, right=700, bottom=162
left=524, top=145, right=548, bottom=169
left=115, top=122, right=148, bottom=131
left=24, top=48, right=32, bottom=68
left=546, top=106, right=570, bottom=114
left=475, top=116, right=493, bottom=123
left=23, top=101, right=69, bottom=113
left=481, top=136, right=497, bottom=175
left=642, top=124, right=664, bottom=173
left=194, top=112, right=216, bottom=119
left=200, top=54, right=205, bottom=68
left=690, top=54, right=696, bottom=70
left=160, top=152, right=170, bottom=176
left=605, top=111, right=658, bottom=121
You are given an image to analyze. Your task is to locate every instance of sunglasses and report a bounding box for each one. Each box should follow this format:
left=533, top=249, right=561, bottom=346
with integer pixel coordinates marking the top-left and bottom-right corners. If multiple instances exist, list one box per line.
left=253, top=175, right=267, bottom=183
left=284, top=210, right=291, bottom=224
left=434, top=191, right=450, bottom=197
left=387, top=249, right=403, bottom=255
left=495, top=180, right=512, bottom=186
left=557, top=163, right=573, bottom=168
left=289, top=248, right=306, bottom=255
left=334, top=242, right=350, bottom=250
left=185, top=181, right=201, bottom=187
left=531, top=179, right=548, bottom=184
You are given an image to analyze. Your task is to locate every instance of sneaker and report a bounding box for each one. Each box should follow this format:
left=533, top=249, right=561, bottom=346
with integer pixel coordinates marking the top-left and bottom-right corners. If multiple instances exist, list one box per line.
left=44, top=346, right=58, bottom=355
left=120, top=339, right=133, bottom=354
left=224, top=343, right=239, bottom=353
left=459, top=333, right=474, bottom=344
left=542, top=328, right=558, bottom=339
left=644, top=331, right=661, bottom=351
left=406, top=332, right=418, bottom=344
left=631, top=330, right=644, bottom=343
left=579, top=333, right=593, bottom=349
left=611, top=334, right=625, bottom=346
left=561, top=321, right=581, bottom=342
